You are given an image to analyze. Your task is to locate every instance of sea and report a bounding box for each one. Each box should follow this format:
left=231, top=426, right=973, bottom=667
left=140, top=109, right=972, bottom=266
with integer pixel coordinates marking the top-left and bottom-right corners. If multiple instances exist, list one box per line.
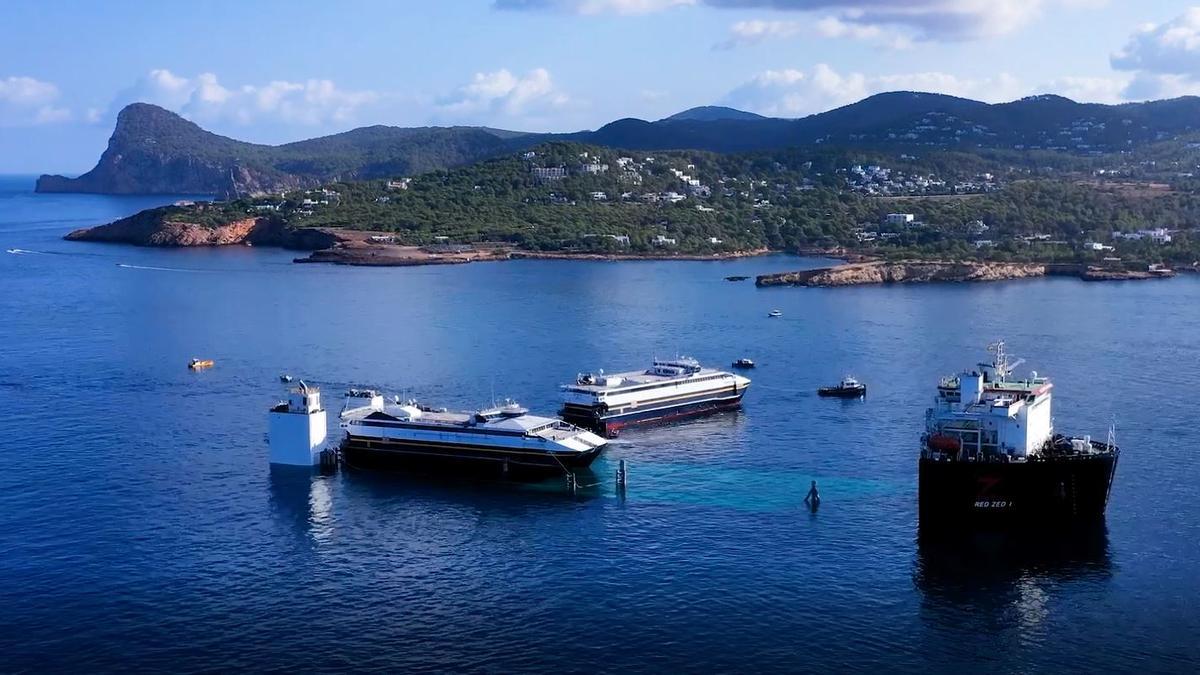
left=1, top=174, right=1198, bottom=672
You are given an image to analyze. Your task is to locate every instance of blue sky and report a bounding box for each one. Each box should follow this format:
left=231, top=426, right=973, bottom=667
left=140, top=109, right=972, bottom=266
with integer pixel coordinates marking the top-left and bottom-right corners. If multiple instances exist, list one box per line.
left=2, top=0, right=1198, bottom=173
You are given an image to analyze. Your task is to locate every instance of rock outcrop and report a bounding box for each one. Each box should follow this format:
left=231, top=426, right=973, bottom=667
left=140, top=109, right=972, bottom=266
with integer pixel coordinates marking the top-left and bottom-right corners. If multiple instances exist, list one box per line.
left=1079, top=266, right=1176, bottom=281
left=756, top=261, right=1180, bottom=287
left=756, top=261, right=1049, bottom=287
left=65, top=212, right=341, bottom=250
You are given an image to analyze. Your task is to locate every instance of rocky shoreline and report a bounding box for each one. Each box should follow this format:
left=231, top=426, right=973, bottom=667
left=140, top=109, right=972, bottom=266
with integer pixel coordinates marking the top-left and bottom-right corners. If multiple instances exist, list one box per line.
left=64, top=215, right=770, bottom=266
left=756, top=260, right=1177, bottom=287
left=60, top=218, right=1188, bottom=280
left=65, top=214, right=342, bottom=250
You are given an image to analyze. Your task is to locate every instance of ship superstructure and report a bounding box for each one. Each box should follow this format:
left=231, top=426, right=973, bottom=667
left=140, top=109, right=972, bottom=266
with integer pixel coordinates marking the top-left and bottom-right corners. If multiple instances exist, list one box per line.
left=338, top=391, right=607, bottom=474
left=560, top=357, right=750, bottom=435
left=919, top=342, right=1119, bottom=526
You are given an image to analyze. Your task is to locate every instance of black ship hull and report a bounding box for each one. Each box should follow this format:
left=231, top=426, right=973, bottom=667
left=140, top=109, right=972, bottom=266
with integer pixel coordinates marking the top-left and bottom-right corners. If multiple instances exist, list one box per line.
left=561, top=391, right=745, bottom=436
left=919, top=452, right=1118, bottom=528
left=817, top=386, right=866, bottom=398
left=340, top=434, right=604, bottom=477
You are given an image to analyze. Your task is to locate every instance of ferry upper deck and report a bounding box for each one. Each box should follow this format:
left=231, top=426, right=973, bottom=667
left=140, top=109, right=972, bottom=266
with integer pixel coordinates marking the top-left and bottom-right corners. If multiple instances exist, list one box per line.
left=564, top=357, right=736, bottom=394
left=345, top=402, right=587, bottom=441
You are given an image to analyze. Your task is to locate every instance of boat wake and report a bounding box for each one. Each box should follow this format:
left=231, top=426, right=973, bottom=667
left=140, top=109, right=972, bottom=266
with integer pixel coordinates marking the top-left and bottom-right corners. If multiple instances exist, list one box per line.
left=6, top=248, right=48, bottom=255
left=116, top=263, right=203, bottom=273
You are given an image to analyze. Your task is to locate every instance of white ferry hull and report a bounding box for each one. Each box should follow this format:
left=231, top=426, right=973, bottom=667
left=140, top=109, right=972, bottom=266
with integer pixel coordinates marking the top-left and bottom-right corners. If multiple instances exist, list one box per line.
left=341, top=434, right=605, bottom=475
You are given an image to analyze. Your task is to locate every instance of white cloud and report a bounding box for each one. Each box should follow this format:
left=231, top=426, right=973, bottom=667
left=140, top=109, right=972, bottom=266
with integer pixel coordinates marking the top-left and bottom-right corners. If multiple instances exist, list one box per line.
left=714, top=15, right=909, bottom=50
left=1121, top=73, right=1200, bottom=101
left=1112, top=8, right=1200, bottom=75
left=1108, top=8, right=1200, bottom=102
left=493, top=0, right=695, bottom=14
left=1035, top=76, right=1128, bottom=104
left=437, top=68, right=570, bottom=120
left=500, top=0, right=1096, bottom=41
left=713, top=19, right=804, bottom=49
left=0, top=76, right=71, bottom=126
left=721, top=63, right=1025, bottom=116
left=113, top=69, right=379, bottom=127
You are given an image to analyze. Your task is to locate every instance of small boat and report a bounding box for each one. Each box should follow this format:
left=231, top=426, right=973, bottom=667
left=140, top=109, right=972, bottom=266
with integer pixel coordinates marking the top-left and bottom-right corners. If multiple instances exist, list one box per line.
left=188, top=358, right=214, bottom=370
left=280, top=374, right=294, bottom=383
left=818, top=376, right=866, bottom=398
left=768, top=309, right=782, bottom=318
left=732, top=358, right=756, bottom=369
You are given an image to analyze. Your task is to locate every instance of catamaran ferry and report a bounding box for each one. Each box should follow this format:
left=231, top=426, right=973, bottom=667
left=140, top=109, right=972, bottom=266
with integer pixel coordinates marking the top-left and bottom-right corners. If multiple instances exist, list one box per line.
left=560, top=357, right=751, bottom=436
left=919, top=342, right=1119, bottom=528
left=337, top=390, right=608, bottom=475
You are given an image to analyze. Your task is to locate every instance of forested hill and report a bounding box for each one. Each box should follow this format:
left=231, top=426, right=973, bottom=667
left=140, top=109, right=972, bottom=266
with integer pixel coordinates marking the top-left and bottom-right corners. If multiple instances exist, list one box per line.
left=71, top=141, right=1200, bottom=265
left=39, top=93, right=1200, bottom=197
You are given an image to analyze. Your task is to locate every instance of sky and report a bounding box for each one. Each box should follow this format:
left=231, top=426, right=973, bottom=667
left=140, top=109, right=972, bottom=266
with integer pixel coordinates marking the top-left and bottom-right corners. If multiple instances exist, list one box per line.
left=2, top=0, right=1200, bottom=173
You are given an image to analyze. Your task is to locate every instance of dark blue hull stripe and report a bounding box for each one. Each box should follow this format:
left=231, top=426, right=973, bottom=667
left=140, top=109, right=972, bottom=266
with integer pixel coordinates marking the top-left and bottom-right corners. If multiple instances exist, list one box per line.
left=563, top=390, right=745, bottom=424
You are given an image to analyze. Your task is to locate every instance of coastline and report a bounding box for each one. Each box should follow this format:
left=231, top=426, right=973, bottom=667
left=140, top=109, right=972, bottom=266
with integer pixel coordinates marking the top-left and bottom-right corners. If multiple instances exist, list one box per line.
left=61, top=218, right=1190, bottom=282
left=756, top=260, right=1180, bottom=287
left=63, top=217, right=775, bottom=266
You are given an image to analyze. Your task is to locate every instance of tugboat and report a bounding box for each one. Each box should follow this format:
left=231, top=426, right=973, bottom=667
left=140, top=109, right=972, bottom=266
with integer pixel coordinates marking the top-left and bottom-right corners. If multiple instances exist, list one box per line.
left=818, top=376, right=866, bottom=398
left=919, top=342, right=1119, bottom=528
left=732, top=358, right=756, bottom=369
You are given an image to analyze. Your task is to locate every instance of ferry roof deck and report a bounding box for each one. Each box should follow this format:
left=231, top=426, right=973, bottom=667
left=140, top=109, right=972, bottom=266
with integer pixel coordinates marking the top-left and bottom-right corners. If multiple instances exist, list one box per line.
left=346, top=404, right=579, bottom=437
left=567, top=366, right=729, bottom=392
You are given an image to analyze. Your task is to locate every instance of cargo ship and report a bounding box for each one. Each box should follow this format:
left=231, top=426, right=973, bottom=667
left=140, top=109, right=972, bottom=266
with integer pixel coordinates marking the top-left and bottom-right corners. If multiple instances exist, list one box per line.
left=338, top=390, right=608, bottom=475
left=560, top=356, right=751, bottom=436
left=919, top=342, right=1119, bottom=528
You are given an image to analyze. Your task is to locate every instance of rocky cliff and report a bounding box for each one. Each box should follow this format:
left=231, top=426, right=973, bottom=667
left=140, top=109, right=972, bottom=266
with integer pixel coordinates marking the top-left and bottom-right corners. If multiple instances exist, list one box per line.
left=65, top=211, right=341, bottom=250
left=756, top=261, right=1049, bottom=287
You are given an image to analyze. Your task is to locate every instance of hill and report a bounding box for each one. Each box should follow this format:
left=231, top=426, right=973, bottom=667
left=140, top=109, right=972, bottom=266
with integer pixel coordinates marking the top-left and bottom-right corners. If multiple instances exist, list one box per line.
left=40, top=93, right=1200, bottom=196
left=661, top=106, right=767, bottom=122
left=36, top=103, right=537, bottom=197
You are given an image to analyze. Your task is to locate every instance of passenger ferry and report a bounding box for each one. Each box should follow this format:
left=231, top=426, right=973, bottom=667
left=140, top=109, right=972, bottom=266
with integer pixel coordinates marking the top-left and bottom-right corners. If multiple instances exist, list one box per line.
left=560, top=357, right=751, bottom=436
left=919, top=342, right=1119, bottom=528
left=337, top=390, right=607, bottom=475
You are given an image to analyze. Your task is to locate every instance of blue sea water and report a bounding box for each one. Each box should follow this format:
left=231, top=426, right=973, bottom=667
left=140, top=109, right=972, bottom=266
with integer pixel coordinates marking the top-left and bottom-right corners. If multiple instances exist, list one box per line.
left=1, top=174, right=1198, bottom=672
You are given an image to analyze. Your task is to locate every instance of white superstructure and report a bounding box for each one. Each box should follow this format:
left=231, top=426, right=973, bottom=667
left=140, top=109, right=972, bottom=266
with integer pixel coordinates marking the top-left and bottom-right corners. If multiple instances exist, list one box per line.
left=337, top=392, right=607, bottom=470
left=560, top=357, right=751, bottom=433
left=268, top=382, right=328, bottom=466
left=924, top=342, right=1056, bottom=459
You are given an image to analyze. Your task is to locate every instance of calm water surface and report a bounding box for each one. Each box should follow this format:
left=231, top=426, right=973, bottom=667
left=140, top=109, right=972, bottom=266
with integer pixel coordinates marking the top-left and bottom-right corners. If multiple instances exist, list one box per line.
left=1, top=176, right=1198, bottom=672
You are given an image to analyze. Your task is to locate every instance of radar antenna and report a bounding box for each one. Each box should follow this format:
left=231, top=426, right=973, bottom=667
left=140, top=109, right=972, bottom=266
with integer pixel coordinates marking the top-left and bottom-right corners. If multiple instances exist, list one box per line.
left=986, top=340, right=1024, bottom=380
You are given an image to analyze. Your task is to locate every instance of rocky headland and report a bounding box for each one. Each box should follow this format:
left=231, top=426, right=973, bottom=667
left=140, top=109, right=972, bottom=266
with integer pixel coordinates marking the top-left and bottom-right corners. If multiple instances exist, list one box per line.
left=65, top=210, right=770, bottom=266
left=65, top=211, right=341, bottom=250
left=756, top=260, right=1176, bottom=287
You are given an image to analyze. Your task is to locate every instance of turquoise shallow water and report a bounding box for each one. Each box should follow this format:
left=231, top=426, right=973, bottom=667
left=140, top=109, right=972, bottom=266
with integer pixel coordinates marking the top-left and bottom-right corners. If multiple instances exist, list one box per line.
left=1, top=175, right=1198, bottom=672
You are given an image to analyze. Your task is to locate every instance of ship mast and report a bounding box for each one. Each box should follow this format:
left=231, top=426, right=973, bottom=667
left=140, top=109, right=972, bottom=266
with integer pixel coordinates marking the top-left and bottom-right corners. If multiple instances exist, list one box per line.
left=986, top=340, right=1024, bottom=382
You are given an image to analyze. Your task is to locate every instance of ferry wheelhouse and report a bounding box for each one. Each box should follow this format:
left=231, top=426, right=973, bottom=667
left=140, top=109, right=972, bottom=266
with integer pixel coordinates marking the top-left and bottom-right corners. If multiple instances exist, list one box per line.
left=560, top=357, right=751, bottom=436
left=919, top=343, right=1119, bottom=527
